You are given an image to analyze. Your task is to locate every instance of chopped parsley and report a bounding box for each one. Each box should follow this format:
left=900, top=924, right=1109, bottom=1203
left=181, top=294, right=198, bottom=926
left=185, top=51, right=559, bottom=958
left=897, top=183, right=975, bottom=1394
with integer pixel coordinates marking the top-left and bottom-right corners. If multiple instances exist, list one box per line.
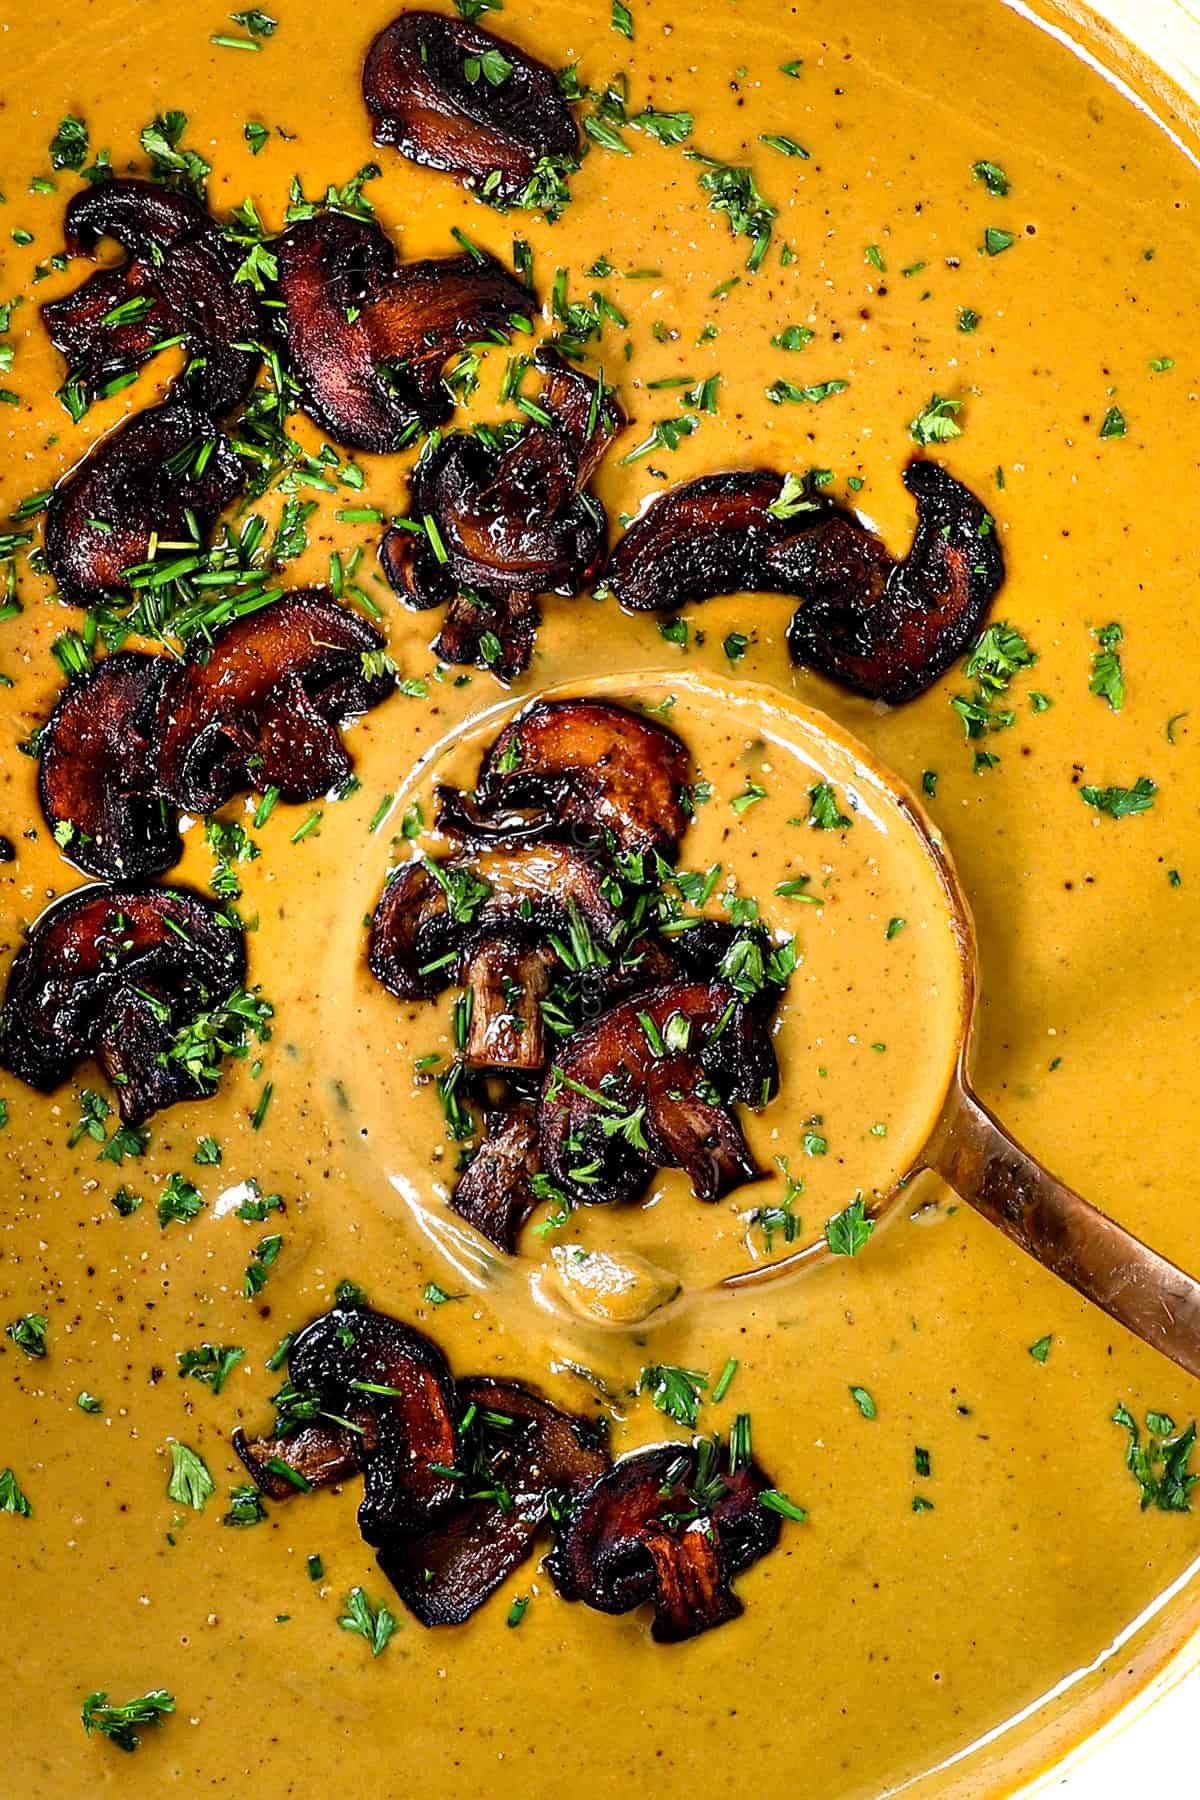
left=825, top=1197, right=874, bottom=1257
left=5, top=1311, right=47, bottom=1358
left=1088, top=621, right=1125, bottom=711
left=81, top=1689, right=174, bottom=1754
left=909, top=393, right=963, bottom=447
left=166, top=1441, right=215, bottom=1511
left=0, top=1467, right=32, bottom=1515
left=338, top=1586, right=398, bottom=1656
left=1080, top=776, right=1156, bottom=819
left=1112, top=1404, right=1198, bottom=1512
left=638, top=1363, right=709, bottom=1427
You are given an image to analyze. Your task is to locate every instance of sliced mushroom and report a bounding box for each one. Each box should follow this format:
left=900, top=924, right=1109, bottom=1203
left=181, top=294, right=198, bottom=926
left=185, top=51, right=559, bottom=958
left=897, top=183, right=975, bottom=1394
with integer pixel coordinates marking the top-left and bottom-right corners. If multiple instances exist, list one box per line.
left=380, top=350, right=623, bottom=679
left=547, top=1439, right=782, bottom=1642
left=0, top=885, right=246, bottom=1124
left=607, top=462, right=1004, bottom=703
left=273, top=211, right=529, bottom=453
left=539, top=980, right=776, bottom=1209
left=236, top=1306, right=462, bottom=1541
left=784, top=459, right=1006, bottom=702
left=363, top=11, right=579, bottom=205
left=436, top=696, right=692, bottom=859
left=155, top=589, right=393, bottom=813
left=40, top=178, right=262, bottom=416
left=368, top=843, right=623, bottom=1073
left=38, top=652, right=177, bottom=881
left=449, top=1100, right=540, bottom=1250
left=43, top=401, right=244, bottom=605
left=233, top=1417, right=371, bottom=1501
left=377, top=1376, right=609, bottom=1626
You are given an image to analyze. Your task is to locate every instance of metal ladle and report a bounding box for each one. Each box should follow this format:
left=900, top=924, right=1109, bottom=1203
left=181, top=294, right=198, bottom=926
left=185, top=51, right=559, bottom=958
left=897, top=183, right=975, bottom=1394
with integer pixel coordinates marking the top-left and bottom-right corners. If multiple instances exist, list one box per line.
left=375, top=670, right=1200, bottom=1374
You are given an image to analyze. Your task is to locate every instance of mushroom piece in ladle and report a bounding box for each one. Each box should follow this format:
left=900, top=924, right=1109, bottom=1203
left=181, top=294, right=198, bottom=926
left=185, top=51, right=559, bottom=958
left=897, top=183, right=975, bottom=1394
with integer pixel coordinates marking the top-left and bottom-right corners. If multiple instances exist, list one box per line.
left=435, top=695, right=693, bottom=860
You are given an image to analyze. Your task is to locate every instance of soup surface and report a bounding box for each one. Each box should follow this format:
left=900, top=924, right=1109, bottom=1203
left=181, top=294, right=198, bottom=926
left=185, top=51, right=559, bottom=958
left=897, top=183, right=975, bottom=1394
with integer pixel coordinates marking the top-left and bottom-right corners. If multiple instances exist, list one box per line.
left=2, top=0, right=1200, bottom=1793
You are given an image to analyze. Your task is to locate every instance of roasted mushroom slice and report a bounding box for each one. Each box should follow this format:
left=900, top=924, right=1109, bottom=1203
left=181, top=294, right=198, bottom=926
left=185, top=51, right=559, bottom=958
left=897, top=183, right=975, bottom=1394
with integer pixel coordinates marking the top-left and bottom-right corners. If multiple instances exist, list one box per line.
left=41, top=178, right=262, bottom=416
left=363, top=11, right=580, bottom=205
left=547, top=1439, right=782, bottom=1642
left=436, top=697, right=692, bottom=859
left=233, top=1417, right=371, bottom=1501
left=380, top=350, right=623, bottom=678
left=235, top=1305, right=461, bottom=1539
left=539, top=981, right=777, bottom=1210
left=607, top=462, right=1004, bottom=703
left=38, top=652, right=177, bottom=881
left=273, top=211, right=529, bottom=453
left=155, top=590, right=393, bottom=813
left=0, top=885, right=246, bottom=1124
left=368, top=844, right=624, bottom=1073
left=450, top=1100, right=539, bottom=1250
left=377, top=1377, right=609, bottom=1626
left=783, top=459, right=1006, bottom=702
left=43, top=401, right=244, bottom=605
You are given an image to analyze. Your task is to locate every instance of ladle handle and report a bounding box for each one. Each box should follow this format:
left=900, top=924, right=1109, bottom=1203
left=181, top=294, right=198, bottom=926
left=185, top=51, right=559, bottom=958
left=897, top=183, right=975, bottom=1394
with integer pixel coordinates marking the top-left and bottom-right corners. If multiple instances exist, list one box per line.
left=928, top=1080, right=1200, bottom=1380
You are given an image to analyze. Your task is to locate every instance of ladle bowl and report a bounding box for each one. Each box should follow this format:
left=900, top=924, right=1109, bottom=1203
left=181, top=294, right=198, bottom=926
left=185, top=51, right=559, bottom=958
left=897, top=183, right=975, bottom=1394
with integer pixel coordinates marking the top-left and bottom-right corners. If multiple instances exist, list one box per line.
left=348, top=669, right=1200, bottom=1375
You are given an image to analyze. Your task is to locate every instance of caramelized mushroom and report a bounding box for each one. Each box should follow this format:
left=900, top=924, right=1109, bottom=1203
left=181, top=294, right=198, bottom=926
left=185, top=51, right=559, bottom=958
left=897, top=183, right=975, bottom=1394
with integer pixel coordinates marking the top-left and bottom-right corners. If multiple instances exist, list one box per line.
left=539, top=980, right=776, bottom=1209
left=38, top=652, right=176, bottom=881
left=449, top=1100, right=540, bottom=1250
left=155, top=590, right=393, bottom=813
left=380, top=349, right=623, bottom=678
left=273, top=211, right=529, bottom=453
left=41, top=178, right=262, bottom=416
left=377, top=1377, right=609, bottom=1626
left=368, top=844, right=623, bottom=1073
left=233, top=1417, right=371, bottom=1501
left=363, top=11, right=580, bottom=205
left=43, top=401, right=244, bottom=604
left=547, top=1439, right=782, bottom=1642
left=0, top=885, right=245, bottom=1124
left=235, top=1306, right=461, bottom=1540
left=607, top=461, right=1004, bottom=702
left=436, top=696, right=692, bottom=859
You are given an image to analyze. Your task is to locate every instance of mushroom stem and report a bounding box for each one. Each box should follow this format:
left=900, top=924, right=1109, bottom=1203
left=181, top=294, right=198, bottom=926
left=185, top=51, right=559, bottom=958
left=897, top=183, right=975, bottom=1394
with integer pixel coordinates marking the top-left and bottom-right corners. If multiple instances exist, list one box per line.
left=461, top=939, right=551, bottom=1071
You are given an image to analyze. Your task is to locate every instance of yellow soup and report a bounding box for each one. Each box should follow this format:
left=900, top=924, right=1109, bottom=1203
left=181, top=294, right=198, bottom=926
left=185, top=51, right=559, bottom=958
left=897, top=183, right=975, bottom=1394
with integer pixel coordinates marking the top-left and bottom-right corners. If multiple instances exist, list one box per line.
left=2, top=0, right=1200, bottom=1795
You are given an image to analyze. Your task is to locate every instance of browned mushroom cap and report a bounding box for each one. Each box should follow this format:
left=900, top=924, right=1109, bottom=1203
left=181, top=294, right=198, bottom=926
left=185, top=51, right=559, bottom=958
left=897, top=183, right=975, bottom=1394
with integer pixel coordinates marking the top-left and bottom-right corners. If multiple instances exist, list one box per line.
left=539, top=980, right=776, bottom=1209
left=607, top=461, right=1004, bottom=703
left=380, top=349, right=623, bottom=679
left=437, top=697, right=692, bottom=859
left=273, top=210, right=529, bottom=453
left=43, top=402, right=244, bottom=605
left=0, top=885, right=245, bottom=1124
left=38, top=652, right=177, bottom=881
left=154, top=589, right=393, bottom=813
left=40, top=178, right=262, bottom=416
left=377, top=1376, right=609, bottom=1626
left=363, top=11, right=579, bottom=206
left=368, top=844, right=624, bottom=1073
left=547, top=1439, right=782, bottom=1642
left=450, top=1101, right=539, bottom=1250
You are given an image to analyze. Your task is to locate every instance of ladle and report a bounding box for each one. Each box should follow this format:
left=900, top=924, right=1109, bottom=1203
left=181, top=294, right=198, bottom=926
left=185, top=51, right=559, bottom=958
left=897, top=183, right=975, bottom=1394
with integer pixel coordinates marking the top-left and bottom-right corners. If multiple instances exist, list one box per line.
left=357, top=670, right=1200, bottom=1376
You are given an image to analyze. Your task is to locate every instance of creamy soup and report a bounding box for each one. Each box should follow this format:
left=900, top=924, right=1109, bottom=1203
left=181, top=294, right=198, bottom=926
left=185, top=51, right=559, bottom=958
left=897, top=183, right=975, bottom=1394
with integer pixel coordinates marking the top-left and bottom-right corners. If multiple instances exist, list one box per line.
left=2, top=0, right=1200, bottom=1794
